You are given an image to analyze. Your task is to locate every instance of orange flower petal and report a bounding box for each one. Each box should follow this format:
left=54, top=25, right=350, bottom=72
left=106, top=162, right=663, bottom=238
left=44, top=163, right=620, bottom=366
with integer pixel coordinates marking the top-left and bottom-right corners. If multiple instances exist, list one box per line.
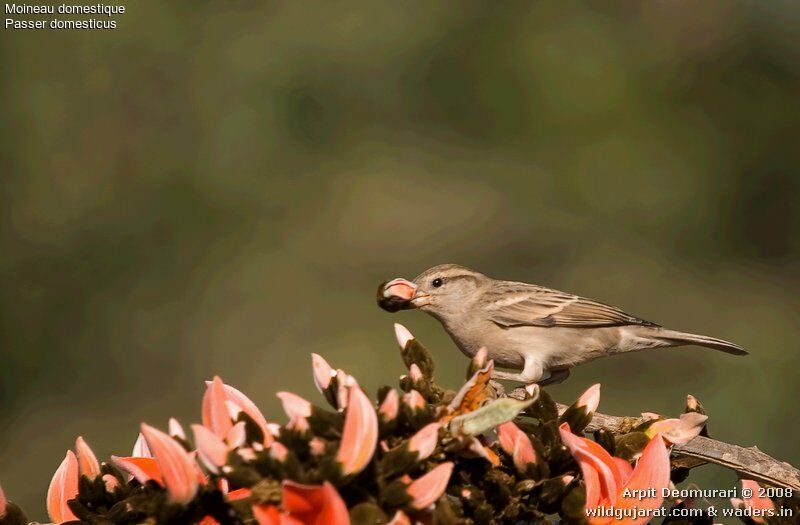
left=203, top=377, right=234, bottom=439
left=277, top=391, right=312, bottom=432
left=169, top=418, right=187, bottom=440
left=253, top=504, right=281, bottom=525
left=220, top=382, right=273, bottom=446
left=102, top=474, right=120, bottom=492
left=460, top=436, right=501, bottom=466
left=226, top=421, right=247, bottom=449
left=393, top=323, right=414, bottom=348
left=408, top=423, right=440, bottom=461
left=192, top=424, right=229, bottom=473
left=47, top=451, right=79, bottom=524
left=141, top=423, right=199, bottom=504
left=0, top=482, right=6, bottom=519
left=132, top=432, right=152, bottom=458
left=407, top=462, right=454, bottom=510
left=379, top=389, right=399, bottom=422
left=336, top=385, right=378, bottom=476
left=732, top=480, right=775, bottom=524
left=269, top=441, right=289, bottom=462
left=75, top=436, right=101, bottom=480
left=613, top=457, right=634, bottom=481
left=225, top=487, right=252, bottom=502
left=558, top=423, right=623, bottom=507
left=309, top=437, right=326, bottom=456
left=511, top=432, right=536, bottom=472
left=277, top=392, right=313, bottom=419
left=402, top=390, right=426, bottom=411
left=111, top=456, right=164, bottom=485
left=312, top=353, right=335, bottom=392
left=497, top=422, right=537, bottom=472
left=611, top=434, right=670, bottom=525
left=282, top=481, right=350, bottom=525
left=577, top=384, right=601, bottom=414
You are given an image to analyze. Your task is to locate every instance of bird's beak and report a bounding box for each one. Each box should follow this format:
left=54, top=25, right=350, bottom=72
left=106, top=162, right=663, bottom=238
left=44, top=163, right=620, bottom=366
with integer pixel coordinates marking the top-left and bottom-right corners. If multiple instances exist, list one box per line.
left=377, top=278, right=430, bottom=312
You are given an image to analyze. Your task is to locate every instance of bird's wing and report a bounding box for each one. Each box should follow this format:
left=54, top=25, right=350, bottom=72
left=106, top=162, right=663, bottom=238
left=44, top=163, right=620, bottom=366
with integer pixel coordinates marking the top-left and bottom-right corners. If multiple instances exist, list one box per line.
left=483, top=282, right=659, bottom=328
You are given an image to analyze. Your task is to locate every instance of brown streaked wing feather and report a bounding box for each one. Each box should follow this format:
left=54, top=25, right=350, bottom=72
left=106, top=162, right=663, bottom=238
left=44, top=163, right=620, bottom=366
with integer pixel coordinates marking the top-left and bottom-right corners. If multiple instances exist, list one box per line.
left=483, top=282, right=659, bottom=328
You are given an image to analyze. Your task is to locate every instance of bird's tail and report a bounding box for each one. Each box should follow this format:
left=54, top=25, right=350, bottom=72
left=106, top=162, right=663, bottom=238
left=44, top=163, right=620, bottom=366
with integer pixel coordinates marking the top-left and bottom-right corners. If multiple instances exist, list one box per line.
left=653, top=329, right=748, bottom=356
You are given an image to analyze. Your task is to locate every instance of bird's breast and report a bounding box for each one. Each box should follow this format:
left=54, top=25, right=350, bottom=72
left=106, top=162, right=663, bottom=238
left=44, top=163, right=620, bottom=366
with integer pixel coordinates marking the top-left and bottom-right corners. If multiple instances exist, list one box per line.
left=440, top=319, right=527, bottom=368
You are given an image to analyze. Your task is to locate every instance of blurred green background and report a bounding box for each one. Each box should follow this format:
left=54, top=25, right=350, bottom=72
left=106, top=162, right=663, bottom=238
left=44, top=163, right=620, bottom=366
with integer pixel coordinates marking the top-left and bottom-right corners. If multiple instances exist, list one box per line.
left=1, top=1, right=798, bottom=520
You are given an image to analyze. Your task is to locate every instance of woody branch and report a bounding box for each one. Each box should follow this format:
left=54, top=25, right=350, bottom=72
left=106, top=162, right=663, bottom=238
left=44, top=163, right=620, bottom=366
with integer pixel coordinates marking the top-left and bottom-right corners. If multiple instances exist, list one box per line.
left=500, top=383, right=800, bottom=491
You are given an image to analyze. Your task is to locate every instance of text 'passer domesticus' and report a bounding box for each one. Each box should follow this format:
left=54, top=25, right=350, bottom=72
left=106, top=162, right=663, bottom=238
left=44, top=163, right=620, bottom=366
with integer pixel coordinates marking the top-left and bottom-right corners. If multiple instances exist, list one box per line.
left=378, top=264, right=746, bottom=385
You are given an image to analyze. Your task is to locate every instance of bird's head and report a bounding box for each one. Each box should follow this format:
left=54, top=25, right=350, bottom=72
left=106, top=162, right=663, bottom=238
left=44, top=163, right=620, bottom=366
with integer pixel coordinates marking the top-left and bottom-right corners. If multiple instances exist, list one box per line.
left=377, top=264, right=487, bottom=319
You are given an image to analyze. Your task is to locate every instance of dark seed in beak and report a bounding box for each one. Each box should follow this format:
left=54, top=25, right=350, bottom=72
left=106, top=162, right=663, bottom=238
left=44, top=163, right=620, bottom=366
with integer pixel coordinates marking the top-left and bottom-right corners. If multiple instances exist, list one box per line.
left=377, top=281, right=415, bottom=312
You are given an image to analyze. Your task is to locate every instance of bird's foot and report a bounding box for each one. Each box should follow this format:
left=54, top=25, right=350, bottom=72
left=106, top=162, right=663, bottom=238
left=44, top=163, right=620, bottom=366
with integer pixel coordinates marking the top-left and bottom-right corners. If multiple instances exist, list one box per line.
left=538, top=368, right=570, bottom=386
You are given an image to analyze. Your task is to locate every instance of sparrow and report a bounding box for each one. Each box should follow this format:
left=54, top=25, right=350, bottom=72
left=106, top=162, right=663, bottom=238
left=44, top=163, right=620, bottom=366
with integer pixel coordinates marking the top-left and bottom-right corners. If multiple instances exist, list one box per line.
left=378, top=264, right=746, bottom=385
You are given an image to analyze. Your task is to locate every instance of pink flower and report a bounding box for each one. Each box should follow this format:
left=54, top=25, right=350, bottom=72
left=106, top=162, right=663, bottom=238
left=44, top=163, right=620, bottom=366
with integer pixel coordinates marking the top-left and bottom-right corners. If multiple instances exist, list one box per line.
left=309, top=437, right=326, bottom=456
left=457, top=436, right=501, bottom=466
left=75, top=436, right=101, bottom=480
left=132, top=432, right=152, bottom=458
left=311, top=353, right=336, bottom=392
left=0, top=482, right=6, bottom=519
left=204, top=376, right=234, bottom=438
left=730, top=480, right=776, bottom=524
left=559, top=423, right=670, bottom=525
left=403, top=390, right=425, bottom=411
left=140, top=423, right=199, bottom=504
left=407, top=423, right=440, bottom=461
left=334, top=369, right=357, bottom=411
left=169, top=418, right=187, bottom=440
left=406, top=462, right=454, bottom=510
left=47, top=451, right=79, bottom=524
left=277, top=391, right=313, bottom=432
left=336, top=385, right=378, bottom=476
left=576, top=384, right=601, bottom=414
left=192, top=424, right=230, bottom=473
left=102, top=474, right=120, bottom=492
left=379, top=389, right=400, bottom=422
left=192, top=417, right=246, bottom=473
left=269, top=441, right=290, bottom=462
left=203, top=376, right=272, bottom=446
left=47, top=437, right=105, bottom=523
left=311, top=354, right=358, bottom=412
left=497, top=422, right=537, bottom=472
left=394, top=323, right=415, bottom=348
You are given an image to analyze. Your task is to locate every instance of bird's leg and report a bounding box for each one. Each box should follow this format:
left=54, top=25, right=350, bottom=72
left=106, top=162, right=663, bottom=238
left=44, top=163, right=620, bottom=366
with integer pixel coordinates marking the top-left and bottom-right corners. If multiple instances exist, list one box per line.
left=491, top=357, right=545, bottom=384
left=538, top=368, right=570, bottom=386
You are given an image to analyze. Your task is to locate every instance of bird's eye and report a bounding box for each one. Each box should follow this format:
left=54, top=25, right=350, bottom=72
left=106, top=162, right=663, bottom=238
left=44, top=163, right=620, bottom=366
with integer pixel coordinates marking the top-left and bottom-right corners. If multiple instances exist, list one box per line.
left=432, top=278, right=443, bottom=288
